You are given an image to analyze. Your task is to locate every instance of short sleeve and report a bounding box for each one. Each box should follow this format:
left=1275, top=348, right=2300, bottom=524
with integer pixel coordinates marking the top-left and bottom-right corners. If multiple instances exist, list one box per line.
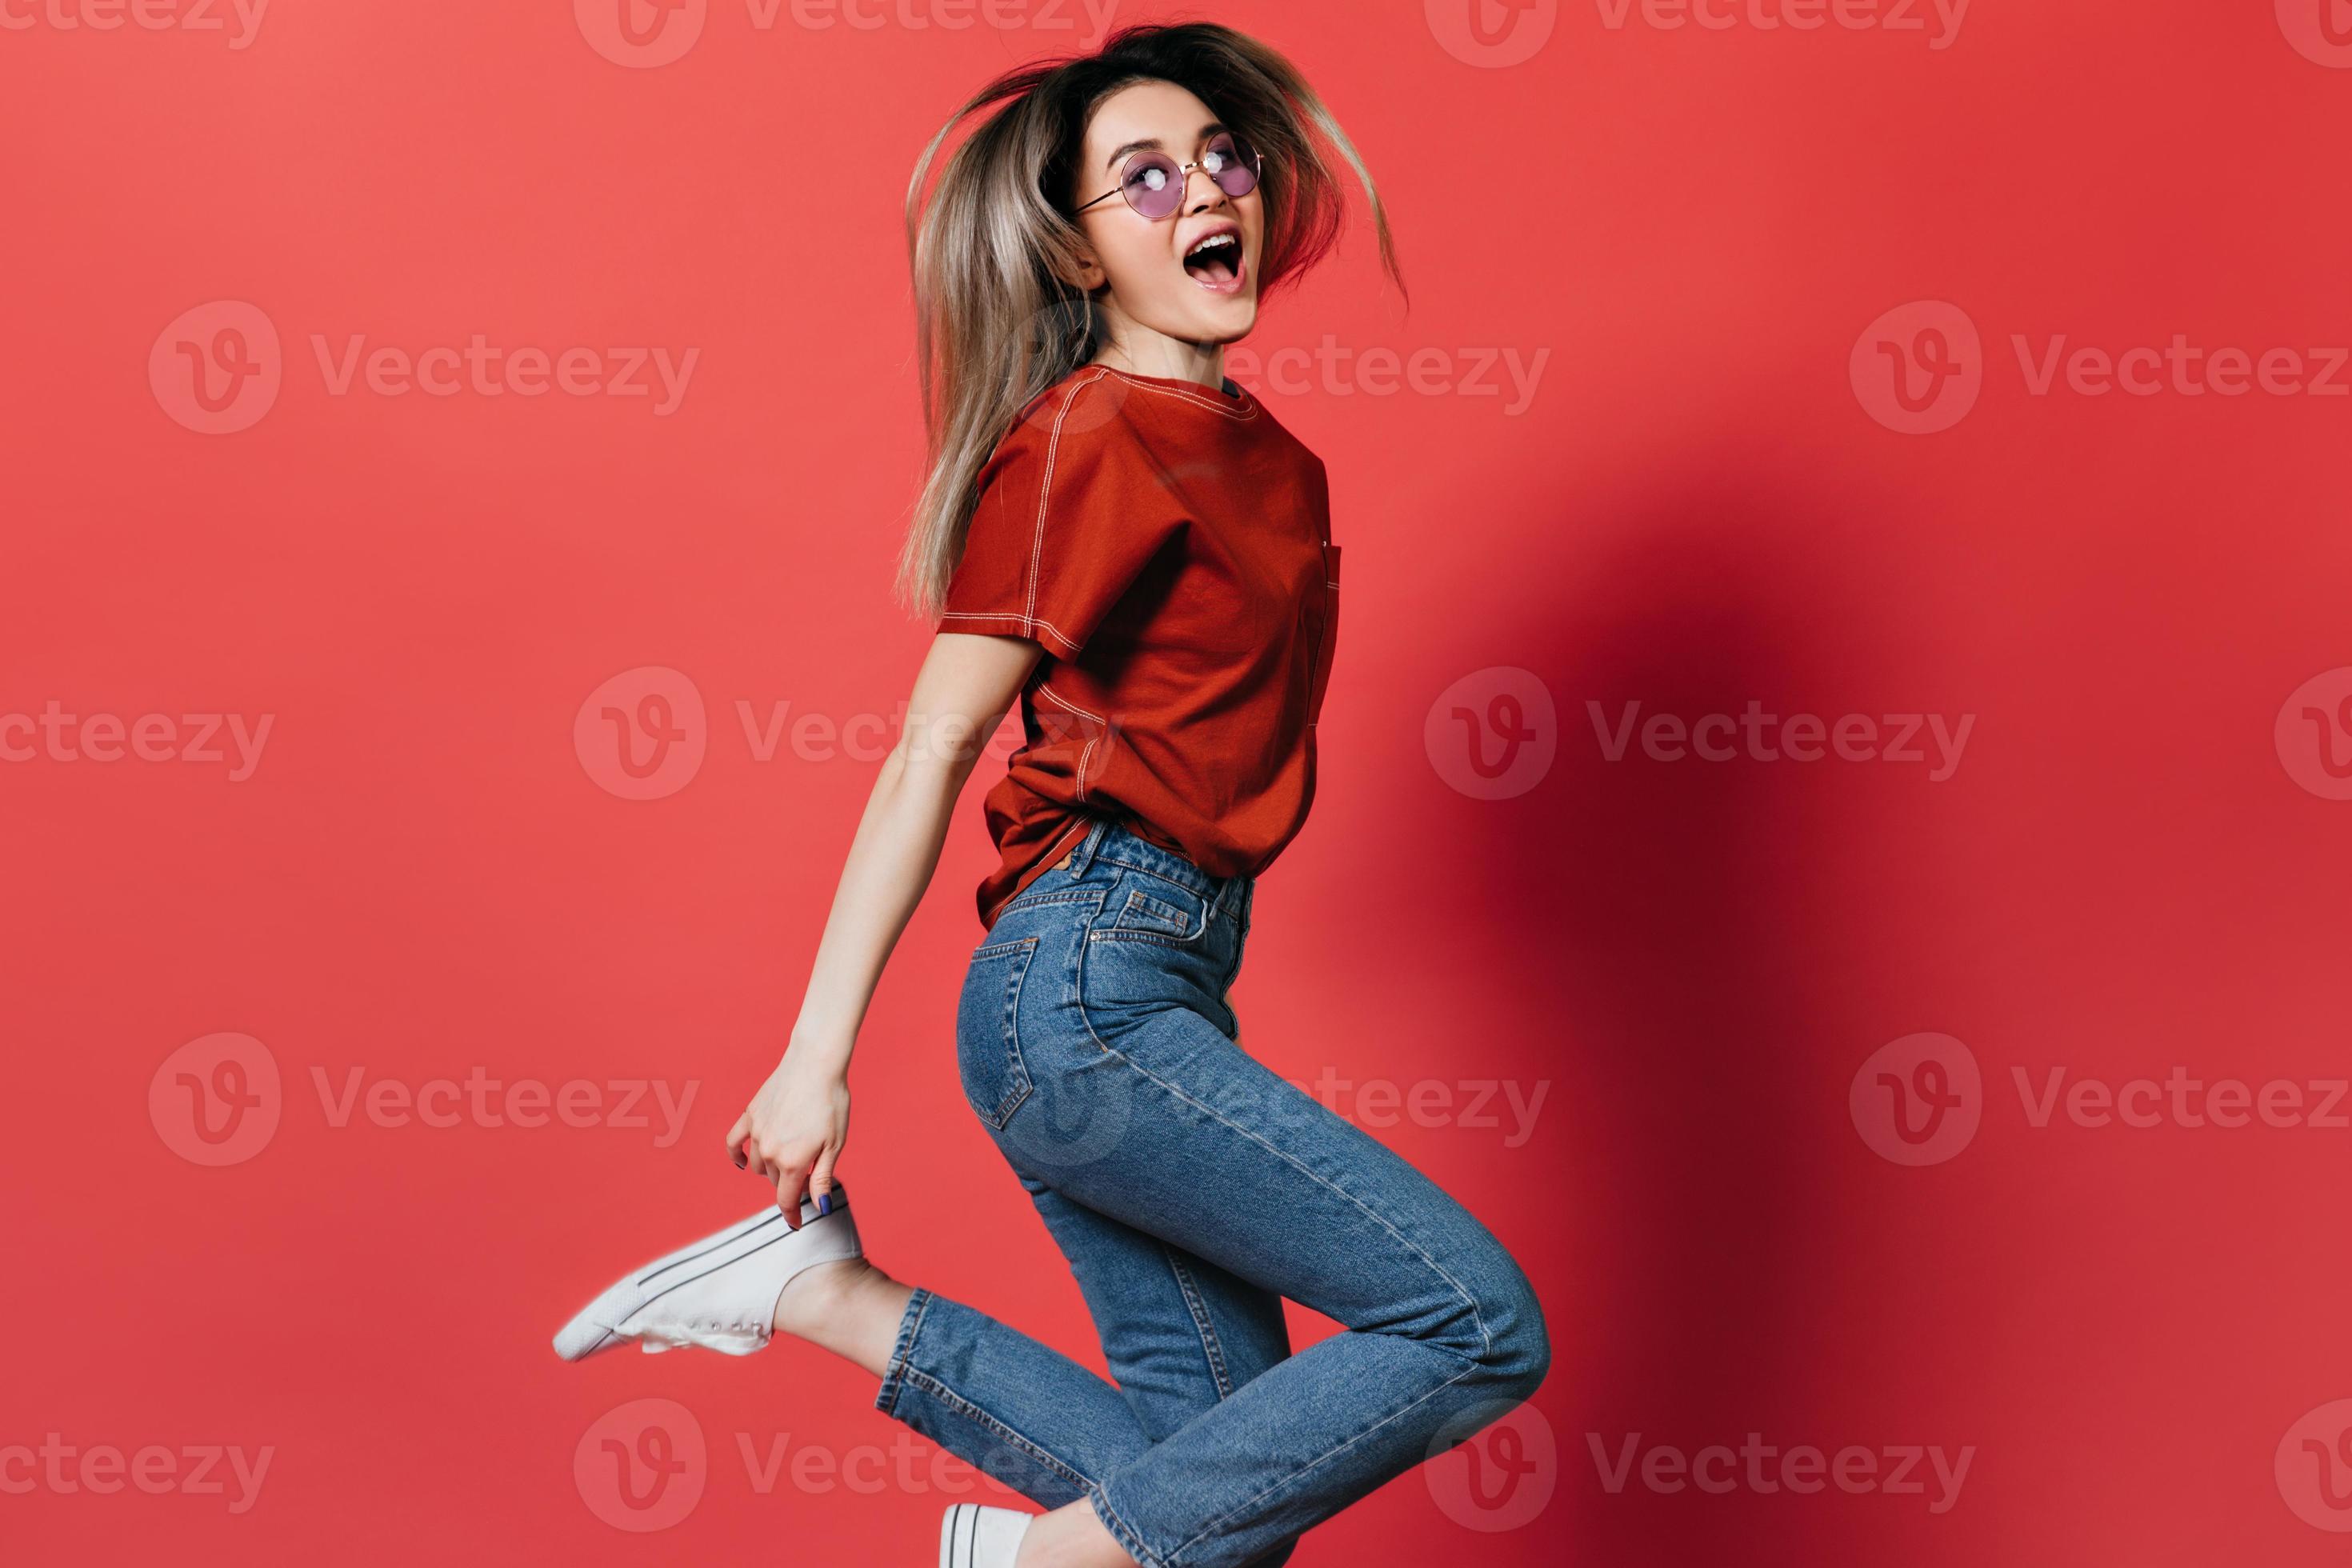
left=938, top=374, right=1175, bottom=658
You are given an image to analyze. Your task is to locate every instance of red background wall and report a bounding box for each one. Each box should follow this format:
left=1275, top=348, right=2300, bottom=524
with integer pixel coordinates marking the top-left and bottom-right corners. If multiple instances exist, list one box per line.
left=5, top=1, right=2349, bottom=1562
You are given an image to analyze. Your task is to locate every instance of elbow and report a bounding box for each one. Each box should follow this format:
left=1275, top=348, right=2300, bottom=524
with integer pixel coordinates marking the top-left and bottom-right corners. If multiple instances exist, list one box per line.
left=883, top=727, right=982, bottom=801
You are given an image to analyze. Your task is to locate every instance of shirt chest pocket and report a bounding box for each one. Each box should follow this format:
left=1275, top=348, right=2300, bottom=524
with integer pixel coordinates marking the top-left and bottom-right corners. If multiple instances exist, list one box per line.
left=1306, top=543, right=1341, bottom=723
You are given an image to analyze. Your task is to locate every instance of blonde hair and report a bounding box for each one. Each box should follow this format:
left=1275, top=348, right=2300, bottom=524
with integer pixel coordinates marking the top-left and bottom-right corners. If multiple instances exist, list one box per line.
left=898, top=22, right=1403, bottom=616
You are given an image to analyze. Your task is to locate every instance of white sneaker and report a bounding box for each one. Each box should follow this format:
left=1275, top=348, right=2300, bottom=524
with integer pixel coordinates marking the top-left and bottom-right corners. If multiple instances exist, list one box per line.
left=553, top=1189, right=862, bottom=1360
left=939, top=1503, right=1034, bottom=1568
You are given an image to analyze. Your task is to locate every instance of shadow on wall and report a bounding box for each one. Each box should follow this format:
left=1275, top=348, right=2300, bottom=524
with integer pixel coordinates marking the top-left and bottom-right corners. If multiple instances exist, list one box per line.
left=1446, top=474, right=1918, bottom=1545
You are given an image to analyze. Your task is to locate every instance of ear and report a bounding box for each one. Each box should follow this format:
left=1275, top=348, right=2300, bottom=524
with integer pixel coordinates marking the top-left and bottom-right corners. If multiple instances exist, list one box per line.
left=1055, top=235, right=1107, bottom=294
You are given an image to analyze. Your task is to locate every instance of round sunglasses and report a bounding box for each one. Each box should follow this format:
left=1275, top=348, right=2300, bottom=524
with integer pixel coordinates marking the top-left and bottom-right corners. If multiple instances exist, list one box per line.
left=1072, top=132, right=1262, bottom=221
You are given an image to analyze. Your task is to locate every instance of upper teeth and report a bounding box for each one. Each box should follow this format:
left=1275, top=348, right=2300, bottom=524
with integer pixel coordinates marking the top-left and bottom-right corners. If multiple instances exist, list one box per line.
left=1186, top=234, right=1238, bottom=258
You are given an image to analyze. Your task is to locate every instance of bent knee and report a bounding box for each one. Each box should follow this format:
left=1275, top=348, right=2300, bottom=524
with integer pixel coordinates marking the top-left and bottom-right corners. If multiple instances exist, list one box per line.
left=1440, top=1249, right=1550, bottom=1399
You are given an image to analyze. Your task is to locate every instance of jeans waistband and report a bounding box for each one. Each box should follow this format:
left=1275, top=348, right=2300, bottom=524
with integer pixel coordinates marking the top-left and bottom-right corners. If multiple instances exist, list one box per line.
left=1070, top=818, right=1254, bottom=923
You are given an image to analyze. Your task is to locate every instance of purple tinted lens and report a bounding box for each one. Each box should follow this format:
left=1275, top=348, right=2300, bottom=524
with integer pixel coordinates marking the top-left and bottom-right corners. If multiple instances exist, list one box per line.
left=1206, top=136, right=1260, bottom=198
left=1120, top=138, right=1260, bottom=218
left=1122, top=154, right=1187, bottom=219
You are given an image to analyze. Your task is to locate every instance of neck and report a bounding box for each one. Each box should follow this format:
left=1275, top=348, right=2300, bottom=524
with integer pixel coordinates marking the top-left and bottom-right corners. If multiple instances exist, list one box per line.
left=1091, top=321, right=1227, bottom=392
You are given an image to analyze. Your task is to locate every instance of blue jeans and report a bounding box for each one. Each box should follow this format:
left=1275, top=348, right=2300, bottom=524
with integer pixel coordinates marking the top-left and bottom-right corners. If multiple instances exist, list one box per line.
left=874, top=819, right=1550, bottom=1568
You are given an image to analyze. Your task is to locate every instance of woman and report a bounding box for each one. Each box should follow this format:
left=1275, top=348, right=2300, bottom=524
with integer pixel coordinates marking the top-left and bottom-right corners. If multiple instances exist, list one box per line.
left=554, top=23, right=1549, bottom=1568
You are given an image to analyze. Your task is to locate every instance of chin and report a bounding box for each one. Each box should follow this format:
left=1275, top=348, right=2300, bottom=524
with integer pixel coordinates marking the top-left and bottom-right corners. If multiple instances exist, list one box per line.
left=1197, top=302, right=1260, bottom=344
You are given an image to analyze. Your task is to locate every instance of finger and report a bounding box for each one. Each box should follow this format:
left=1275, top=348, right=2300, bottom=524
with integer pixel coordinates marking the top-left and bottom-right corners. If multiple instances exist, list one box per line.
left=772, top=1166, right=808, bottom=1228
left=808, top=1146, right=839, bottom=1214
left=724, top=1114, right=750, bottom=1167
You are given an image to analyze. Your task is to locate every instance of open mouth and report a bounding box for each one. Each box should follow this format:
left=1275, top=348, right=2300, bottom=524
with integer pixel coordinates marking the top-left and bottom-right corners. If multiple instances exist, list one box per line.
left=1182, top=228, right=1246, bottom=293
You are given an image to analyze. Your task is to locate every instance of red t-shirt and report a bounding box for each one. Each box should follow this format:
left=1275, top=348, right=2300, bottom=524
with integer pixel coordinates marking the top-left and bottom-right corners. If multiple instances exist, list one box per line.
left=939, top=364, right=1341, bottom=929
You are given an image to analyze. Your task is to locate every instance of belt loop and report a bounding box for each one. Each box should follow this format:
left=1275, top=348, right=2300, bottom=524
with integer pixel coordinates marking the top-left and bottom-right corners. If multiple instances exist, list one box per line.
left=1066, top=816, right=1108, bottom=878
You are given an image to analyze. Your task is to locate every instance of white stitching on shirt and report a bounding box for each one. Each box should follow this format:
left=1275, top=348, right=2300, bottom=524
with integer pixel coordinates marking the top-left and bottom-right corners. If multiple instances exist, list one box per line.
left=1097, top=368, right=1259, bottom=420
left=1035, top=682, right=1106, bottom=802
left=1027, top=367, right=1116, bottom=635
left=937, top=610, right=1081, bottom=655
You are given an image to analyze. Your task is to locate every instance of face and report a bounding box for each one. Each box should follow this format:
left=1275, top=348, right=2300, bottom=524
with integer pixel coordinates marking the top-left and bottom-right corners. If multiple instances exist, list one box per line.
left=1067, top=80, right=1263, bottom=349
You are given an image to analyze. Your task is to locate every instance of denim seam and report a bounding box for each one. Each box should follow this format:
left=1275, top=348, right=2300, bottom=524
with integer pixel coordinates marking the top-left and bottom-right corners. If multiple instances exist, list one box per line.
left=873, top=1286, right=936, bottom=1418
left=1089, top=851, right=1242, bottom=929
left=1073, top=1004, right=1494, bottom=1363
left=895, top=1367, right=1095, bottom=1491
left=1167, top=1349, right=1482, bottom=1561
left=1090, top=1485, right=1172, bottom=1568
left=1117, top=887, right=1198, bottom=938
left=990, top=938, right=1040, bottom=1126
left=994, top=886, right=1099, bottom=917
left=1162, top=1247, right=1235, bottom=1399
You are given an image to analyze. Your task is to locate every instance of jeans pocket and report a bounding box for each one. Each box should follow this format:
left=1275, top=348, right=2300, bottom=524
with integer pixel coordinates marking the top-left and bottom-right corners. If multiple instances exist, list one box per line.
left=1102, top=879, right=1204, bottom=941
left=957, top=937, right=1038, bottom=1128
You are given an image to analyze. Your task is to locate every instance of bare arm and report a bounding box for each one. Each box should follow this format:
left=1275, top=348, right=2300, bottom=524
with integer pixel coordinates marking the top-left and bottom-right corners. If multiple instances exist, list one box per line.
left=725, top=631, right=1042, bottom=1222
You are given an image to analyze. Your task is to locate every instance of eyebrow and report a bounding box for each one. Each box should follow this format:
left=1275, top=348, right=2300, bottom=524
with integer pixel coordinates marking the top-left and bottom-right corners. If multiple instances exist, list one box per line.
left=1103, top=122, right=1228, bottom=174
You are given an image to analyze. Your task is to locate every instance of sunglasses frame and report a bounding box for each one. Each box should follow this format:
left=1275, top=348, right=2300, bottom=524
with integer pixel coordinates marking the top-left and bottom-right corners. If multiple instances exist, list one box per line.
left=1071, top=133, right=1264, bottom=219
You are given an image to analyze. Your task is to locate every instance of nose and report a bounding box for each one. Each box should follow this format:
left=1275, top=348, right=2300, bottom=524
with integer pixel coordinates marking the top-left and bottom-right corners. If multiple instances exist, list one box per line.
left=1182, top=164, right=1230, bottom=215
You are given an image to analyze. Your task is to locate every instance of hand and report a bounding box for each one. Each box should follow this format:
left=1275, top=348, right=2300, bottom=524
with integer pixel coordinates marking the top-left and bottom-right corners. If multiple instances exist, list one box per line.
left=723, top=1050, right=851, bottom=1226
